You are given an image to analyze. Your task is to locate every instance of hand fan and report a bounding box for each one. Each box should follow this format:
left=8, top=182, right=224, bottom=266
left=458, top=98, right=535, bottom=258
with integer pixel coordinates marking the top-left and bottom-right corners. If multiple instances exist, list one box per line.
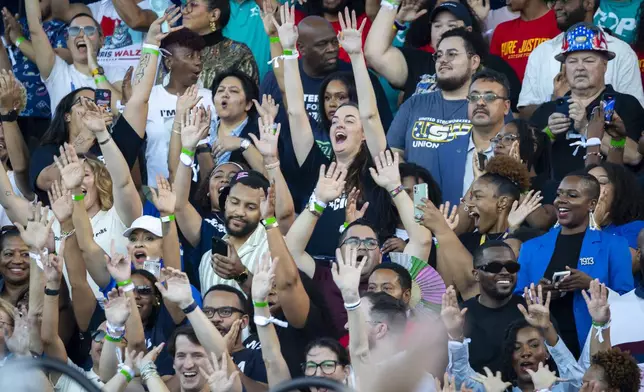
left=389, top=252, right=446, bottom=315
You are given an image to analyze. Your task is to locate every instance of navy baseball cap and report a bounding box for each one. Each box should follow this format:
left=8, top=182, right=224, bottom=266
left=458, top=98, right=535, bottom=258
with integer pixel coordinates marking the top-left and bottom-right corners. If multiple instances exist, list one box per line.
left=218, top=170, right=270, bottom=210
left=430, top=1, right=473, bottom=27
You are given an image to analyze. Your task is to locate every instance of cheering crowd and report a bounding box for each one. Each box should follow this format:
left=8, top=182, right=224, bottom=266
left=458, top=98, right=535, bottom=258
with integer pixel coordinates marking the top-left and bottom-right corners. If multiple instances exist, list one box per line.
left=0, top=0, right=643, bottom=390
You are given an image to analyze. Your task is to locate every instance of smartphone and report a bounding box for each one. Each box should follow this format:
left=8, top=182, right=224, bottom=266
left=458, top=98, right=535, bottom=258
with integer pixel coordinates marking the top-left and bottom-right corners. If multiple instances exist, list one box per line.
left=552, top=270, right=571, bottom=285
left=211, top=237, right=228, bottom=257
left=602, top=93, right=616, bottom=124
left=95, top=89, right=112, bottom=113
left=554, top=97, right=569, bottom=117
left=413, top=183, right=428, bottom=217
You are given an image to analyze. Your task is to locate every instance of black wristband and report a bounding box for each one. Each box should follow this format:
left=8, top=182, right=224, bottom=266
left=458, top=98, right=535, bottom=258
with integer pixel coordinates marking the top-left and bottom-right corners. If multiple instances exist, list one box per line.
left=195, top=145, right=211, bottom=155
left=181, top=301, right=198, bottom=314
left=44, top=287, right=60, bottom=296
left=0, top=110, right=18, bottom=122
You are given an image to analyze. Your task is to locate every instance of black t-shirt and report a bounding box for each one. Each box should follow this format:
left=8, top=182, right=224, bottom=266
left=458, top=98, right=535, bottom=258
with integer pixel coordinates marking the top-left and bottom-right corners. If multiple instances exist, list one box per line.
left=231, top=347, right=268, bottom=383
left=297, top=145, right=397, bottom=258
left=543, top=231, right=585, bottom=357
left=530, top=85, right=644, bottom=181
left=400, top=47, right=521, bottom=111
left=459, top=232, right=508, bottom=255
left=29, top=115, right=144, bottom=203
left=530, top=174, right=559, bottom=205
left=463, top=295, right=527, bottom=373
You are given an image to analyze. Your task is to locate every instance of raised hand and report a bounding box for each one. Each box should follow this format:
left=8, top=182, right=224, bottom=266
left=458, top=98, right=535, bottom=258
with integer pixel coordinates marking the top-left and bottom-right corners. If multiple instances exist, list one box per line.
left=314, top=162, right=347, bottom=204
left=1, top=9, right=23, bottom=45
left=106, top=240, right=132, bottom=283
left=145, top=5, right=183, bottom=46
left=369, top=150, right=402, bottom=192
left=507, top=140, right=522, bottom=163
left=345, top=187, right=369, bottom=224
left=223, top=319, right=242, bottom=352
left=104, top=287, right=131, bottom=327
left=526, top=362, right=562, bottom=390
left=337, top=7, right=367, bottom=56
left=439, top=202, right=460, bottom=232
left=83, top=31, right=99, bottom=70
left=54, top=143, right=84, bottom=190
left=396, top=0, right=428, bottom=23
left=156, top=267, right=194, bottom=309
left=15, top=202, right=54, bottom=251
left=518, top=284, right=552, bottom=330
left=80, top=99, right=109, bottom=134
left=273, top=4, right=298, bottom=50
left=381, top=237, right=406, bottom=254
left=176, top=85, right=202, bottom=117
left=200, top=351, right=240, bottom=392
left=605, top=112, right=626, bottom=140
left=5, top=310, right=30, bottom=356
left=332, top=246, right=366, bottom=303
left=253, top=94, right=280, bottom=122
left=592, top=185, right=609, bottom=227
left=150, top=176, right=176, bottom=215
left=586, top=106, right=605, bottom=142
left=441, top=286, right=467, bottom=339
left=470, top=367, right=511, bottom=392
left=43, top=247, right=65, bottom=284
left=259, top=184, right=276, bottom=220
left=0, top=70, right=25, bottom=114
left=553, top=65, right=569, bottom=99
left=467, top=0, right=490, bottom=22
left=581, top=279, right=610, bottom=325
left=252, top=252, right=277, bottom=303
left=415, top=198, right=456, bottom=234
left=508, top=190, right=543, bottom=231
left=134, top=343, right=166, bottom=372
left=249, top=114, right=280, bottom=159
left=121, top=66, right=134, bottom=104
left=180, top=108, right=208, bottom=149
left=260, top=0, right=279, bottom=36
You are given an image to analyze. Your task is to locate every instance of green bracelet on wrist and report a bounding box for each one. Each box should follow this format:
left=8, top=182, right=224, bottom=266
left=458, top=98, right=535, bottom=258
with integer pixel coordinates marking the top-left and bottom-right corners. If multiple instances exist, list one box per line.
left=105, top=335, right=122, bottom=343
left=15, top=37, right=26, bottom=47
left=116, top=279, right=132, bottom=287
left=610, top=138, right=626, bottom=148
left=94, top=75, right=107, bottom=84
left=72, top=193, right=85, bottom=201
left=543, top=126, right=556, bottom=141
left=269, top=36, right=280, bottom=43
left=181, top=147, right=196, bottom=157
left=253, top=301, right=269, bottom=308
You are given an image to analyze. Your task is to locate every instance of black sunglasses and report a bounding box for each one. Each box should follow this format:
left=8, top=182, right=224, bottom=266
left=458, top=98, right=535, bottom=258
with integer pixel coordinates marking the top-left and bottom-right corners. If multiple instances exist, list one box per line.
left=134, top=285, right=154, bottom=295
left=476, top=261, right=521, bottom=274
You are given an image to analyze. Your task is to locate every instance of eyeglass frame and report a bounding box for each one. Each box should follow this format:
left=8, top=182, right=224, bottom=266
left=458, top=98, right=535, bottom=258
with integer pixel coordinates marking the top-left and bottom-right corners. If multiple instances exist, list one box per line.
left=202, top=306, right=246, bottom=319
left=340, top=236, right=380, bottom=250
left=432, top=50, right=475, bottom=63
left=302, top=360, right=342, bottom=376
left=466, top=93, right=510, bottom=104
left=475, top=261, right=521, bottom=274
left=67, top=25, right=98, bottom=38
left=490, top=134, right=519, bottom=145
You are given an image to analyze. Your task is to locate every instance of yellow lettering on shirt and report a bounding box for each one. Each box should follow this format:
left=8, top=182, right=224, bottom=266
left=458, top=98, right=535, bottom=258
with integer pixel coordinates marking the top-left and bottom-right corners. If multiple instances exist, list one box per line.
left=501, top=41, right=517, bottom=57
left=518, top=38, right=550, bottom=54
left=412, top=121, right=473, bottom=143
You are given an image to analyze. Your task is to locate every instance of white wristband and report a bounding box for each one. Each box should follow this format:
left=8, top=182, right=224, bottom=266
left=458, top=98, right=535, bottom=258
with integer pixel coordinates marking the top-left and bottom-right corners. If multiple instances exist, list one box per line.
left=254, top=315, right=289, bottom=328
left=380, top=0, right=400, bottom=10
left=593, top=320, right=611, bottom=343
left=121, top=283, right=135, bottom=292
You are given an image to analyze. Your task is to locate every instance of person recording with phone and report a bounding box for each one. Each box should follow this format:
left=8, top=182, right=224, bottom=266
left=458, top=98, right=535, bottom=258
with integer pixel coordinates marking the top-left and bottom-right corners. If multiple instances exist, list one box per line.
left=530, top=23, right=644, bottom=181
left=515, top=172, right=634, bottom=358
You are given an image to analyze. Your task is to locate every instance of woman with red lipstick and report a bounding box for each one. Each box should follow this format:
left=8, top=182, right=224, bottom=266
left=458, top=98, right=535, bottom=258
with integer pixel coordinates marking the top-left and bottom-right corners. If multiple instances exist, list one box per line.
left=516, top=172, right=634, bottom=358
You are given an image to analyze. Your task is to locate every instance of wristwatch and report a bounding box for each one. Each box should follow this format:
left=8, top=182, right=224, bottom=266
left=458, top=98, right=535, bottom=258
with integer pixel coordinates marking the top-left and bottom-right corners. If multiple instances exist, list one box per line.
left=240, top=138, right=251, bottom=151
left=91, top=66, right=105, bottom=76
left=233, top=268, right=249, bottom=284
left=0, top=110, right=18, bottom=122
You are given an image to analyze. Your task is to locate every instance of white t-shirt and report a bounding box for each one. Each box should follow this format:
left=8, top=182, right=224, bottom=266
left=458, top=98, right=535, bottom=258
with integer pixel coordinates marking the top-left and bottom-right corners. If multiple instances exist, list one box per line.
left=54, top=359, right=104, bottom=392
left=52, top=206, right=129, bottom=301
left=519, top=29, right=644, bottom=108
left=145, top=85, right=215, bottom=186
left=0, top=172, right=25, bottom=227
left=87, top=0, right=153, bottom=83
left=43, top=56, right=95, bottom=116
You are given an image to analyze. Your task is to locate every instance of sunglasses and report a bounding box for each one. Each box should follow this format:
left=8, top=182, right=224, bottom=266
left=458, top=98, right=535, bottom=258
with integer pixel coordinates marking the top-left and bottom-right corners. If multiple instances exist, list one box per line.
left=476, top=261, right=521, bottom=274
left=67, top=25, right=98, bottom=37
left=134, top=285, right=153, bottom=295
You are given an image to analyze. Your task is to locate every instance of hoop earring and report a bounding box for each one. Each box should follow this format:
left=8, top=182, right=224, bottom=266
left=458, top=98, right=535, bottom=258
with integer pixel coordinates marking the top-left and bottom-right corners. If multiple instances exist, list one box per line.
left=210, top=20, right=217, bottom=32
left=589, top=211, right=600, bottom=231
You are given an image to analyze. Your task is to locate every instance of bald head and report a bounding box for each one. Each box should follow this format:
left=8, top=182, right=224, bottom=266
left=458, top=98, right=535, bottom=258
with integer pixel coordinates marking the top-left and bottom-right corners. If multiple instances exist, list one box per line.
left=297, top=16, right=339, bottom=76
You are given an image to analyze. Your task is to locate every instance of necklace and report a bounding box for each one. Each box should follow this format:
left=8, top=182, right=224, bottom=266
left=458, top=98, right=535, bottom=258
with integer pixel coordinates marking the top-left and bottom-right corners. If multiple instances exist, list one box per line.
left=479, top=232, right=509, bottom=245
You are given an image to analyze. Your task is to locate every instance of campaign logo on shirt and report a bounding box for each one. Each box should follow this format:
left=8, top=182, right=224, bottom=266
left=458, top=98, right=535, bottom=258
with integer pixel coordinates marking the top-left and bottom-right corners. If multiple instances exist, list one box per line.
left=97, top=17, right=144, bottom=67
left=501, top=38, right=550, bottom=60
left=580, top=257, right=595, bottom=266
left=304, top=94, right=319, bottom=120
left=414, top=74, right=438, bottom=96
left=411, top=117, right=472, bottom=148
left=595, top=8, right=636, bottom=42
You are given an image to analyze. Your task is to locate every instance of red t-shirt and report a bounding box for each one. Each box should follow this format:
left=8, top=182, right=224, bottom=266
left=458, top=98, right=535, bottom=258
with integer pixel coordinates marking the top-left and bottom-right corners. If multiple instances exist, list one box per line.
left=329, top=13, right=372, bottom=63
left=490, top=9, right=559, bottom=81
left=635, top=47, right=644, bottom=87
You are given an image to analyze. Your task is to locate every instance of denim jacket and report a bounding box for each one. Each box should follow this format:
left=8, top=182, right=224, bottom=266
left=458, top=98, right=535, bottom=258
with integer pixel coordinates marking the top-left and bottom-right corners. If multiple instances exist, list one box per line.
left=447, top=338, right=584, bottom=392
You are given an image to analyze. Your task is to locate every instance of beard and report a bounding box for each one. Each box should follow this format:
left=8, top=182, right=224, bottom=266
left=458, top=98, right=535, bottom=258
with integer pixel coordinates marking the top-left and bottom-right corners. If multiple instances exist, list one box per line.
left=436, top=70, right=471, bottom=92
left=557, top=6, right=586, bottom=32
left=225, top=216, right=259, bottom=238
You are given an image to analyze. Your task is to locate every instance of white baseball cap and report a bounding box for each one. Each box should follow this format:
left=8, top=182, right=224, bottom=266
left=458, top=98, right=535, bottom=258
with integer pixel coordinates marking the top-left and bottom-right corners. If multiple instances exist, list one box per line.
left=122, top=215, right=163, bottom=238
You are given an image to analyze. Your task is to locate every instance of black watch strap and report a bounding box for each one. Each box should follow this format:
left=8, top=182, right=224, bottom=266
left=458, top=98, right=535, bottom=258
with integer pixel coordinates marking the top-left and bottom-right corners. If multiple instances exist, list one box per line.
left=0, top=110, right=18, bottom=122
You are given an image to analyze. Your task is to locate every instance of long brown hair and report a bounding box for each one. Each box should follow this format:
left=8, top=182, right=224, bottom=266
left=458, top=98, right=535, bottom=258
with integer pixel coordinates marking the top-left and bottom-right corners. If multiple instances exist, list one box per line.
left=83, top=155, right=113, bottom=211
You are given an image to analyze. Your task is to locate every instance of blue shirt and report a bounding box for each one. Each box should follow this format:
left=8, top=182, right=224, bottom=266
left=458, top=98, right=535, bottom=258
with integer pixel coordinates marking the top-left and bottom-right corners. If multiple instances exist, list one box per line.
left=516, top=227, right=634, bottom=348
left=11, top=18, right=67, bottom=118
left=603, top=220, right=644, bottom=249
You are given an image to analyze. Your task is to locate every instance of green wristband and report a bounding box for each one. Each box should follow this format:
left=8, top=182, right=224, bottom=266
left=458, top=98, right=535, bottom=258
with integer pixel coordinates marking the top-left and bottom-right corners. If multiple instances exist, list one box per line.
left=610, top=138, right=626, bottom=148
left=94, top=75, right=107, bottom=84
left=15, top=37, right=26, bottom=47
left=269, top=36, right=280, bottom=43
left=141, top=47, right=159, bottom=56
left=105, top=335, right=122, bottom=343
left=313, top=202, right=325, bottom=214
left=262, top=216, right=277, bottom=226
left=283, top=49, right=296, bottom=56
left=119, top=368, right=133, bottom=382
left=253, top=301, right=269, bottom=308
left=72, top=193, right=85, bottom=201
left=592, top=321, right=608, bottom=327
left=116, top=279, right=132, bottom=287
left=181, top=147, right=195, bottom=157
left=543, top=126, right=556, bottom=141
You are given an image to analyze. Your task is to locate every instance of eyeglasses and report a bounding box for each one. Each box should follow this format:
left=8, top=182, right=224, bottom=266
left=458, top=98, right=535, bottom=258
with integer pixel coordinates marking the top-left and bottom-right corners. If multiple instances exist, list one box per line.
left=476, top=261, right=521, bottom=274
left=134, top=286, right=153, bottom=296
left=466, top=93, right=509, bottom=104
left=340, top=236, right=379, bottom=250
left=67, top=26, right=98, bottom=37
left=490, top=134, right=519, bottom=145
left=202, top=306, right=245, bottom=319
left=432, top=50, right=473, bottom=63
left=302, top=360, right=341, bottom=376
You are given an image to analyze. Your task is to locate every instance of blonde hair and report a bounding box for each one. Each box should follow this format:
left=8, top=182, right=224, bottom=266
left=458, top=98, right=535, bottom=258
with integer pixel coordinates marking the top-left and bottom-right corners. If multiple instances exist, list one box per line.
left=84, top=156, right=114, bottom=210
left=0, top=298, right=15, bottom=327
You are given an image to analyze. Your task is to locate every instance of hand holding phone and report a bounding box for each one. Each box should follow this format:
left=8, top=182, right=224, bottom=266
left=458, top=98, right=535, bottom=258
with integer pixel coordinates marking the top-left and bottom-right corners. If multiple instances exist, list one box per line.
left=95, top=89, right=112, bottom=113
left=413, top=183, right=428, bottom=216
left=601, top=93, right=616, bottom=124
left=552, top=271, right=571, bottom=285
left=211, top=237, right=228, bottom=257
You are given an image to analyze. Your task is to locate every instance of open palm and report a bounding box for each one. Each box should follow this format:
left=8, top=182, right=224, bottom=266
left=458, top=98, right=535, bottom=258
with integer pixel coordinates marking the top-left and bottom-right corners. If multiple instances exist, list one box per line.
left=518, top=284, right=551, bottom=329
left=581, top=279, right=610, bottom=324
left=508, top=190, right=543, bottom=229
left=274, top=4, right=298, bottom=50
left=337, top=8, right=366, bottom=55
left=54, top=143, right=84, bottom=190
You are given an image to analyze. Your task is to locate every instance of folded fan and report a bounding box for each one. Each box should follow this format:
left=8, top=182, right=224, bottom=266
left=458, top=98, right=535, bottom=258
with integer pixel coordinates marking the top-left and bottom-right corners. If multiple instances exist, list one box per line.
left=390, top=252, right=446, bottom=315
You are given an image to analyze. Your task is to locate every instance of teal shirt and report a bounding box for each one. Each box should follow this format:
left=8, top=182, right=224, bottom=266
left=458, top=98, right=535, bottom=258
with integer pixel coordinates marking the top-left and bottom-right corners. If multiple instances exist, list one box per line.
left=223, top=0, right=271, bottom=81
left=594, top=0, right=643, bottom=44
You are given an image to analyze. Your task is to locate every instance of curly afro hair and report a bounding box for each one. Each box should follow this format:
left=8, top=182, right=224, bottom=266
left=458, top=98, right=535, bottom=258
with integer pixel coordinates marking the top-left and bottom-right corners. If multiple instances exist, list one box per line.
left=479, top=155, right=531, bottom=202
left=591, top=348, right=641, bottom=392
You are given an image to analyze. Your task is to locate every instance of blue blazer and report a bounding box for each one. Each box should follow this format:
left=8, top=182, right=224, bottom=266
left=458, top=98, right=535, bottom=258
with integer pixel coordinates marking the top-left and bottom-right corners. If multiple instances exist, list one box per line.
left=516, top=227, right=634, bottom=348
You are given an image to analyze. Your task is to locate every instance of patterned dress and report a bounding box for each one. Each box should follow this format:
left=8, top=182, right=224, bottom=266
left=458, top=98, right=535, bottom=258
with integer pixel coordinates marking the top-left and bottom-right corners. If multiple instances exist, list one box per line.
left=198, top=30, right=259, bottom=90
